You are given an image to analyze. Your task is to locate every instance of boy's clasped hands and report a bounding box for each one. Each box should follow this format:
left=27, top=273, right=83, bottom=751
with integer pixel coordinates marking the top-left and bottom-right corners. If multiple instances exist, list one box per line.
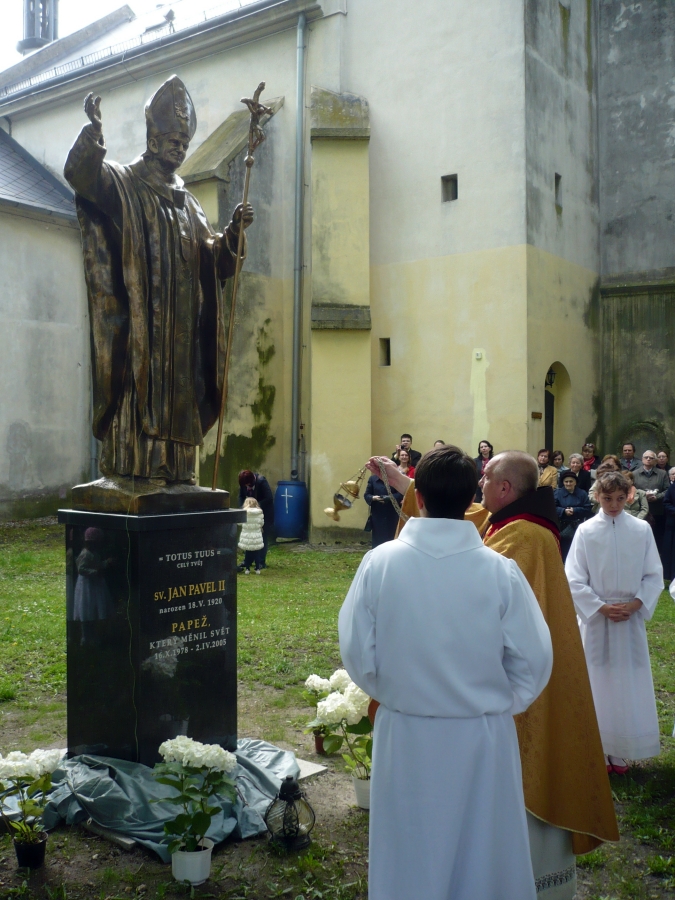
left=599, top=599, right=643, bottom=622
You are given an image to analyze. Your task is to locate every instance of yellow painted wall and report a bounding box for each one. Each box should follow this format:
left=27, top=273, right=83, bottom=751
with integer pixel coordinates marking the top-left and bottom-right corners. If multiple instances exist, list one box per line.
left=309, top=330, right=372, bottom=533
left=525, top=245, right=598, bottom=459
left=188, top=181, right=219, bottom=227
left=309, top=136, right=371, bottom=537
left=370, top=246, right=529, bottom=460
left=369, top=244, right=597, bottom=464
left=310, top=140, right=370, bottom=307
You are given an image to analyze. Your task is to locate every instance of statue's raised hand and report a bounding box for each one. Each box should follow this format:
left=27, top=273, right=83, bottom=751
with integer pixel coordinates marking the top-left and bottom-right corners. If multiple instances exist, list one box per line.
left=84, top=92, right=103, bottom=135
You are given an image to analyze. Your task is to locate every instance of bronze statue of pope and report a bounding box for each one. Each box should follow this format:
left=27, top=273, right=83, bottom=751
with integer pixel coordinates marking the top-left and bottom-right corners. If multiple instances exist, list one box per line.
left=65, top=76, right=253, bottom=488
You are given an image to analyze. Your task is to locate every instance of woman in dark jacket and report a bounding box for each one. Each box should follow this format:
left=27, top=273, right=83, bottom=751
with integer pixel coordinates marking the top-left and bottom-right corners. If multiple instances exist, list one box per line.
left=364, top=475, right=403, bottom=548
left=554, top=471, right=592, bottom=561
left=663, top=480, right=675, bottom=581
left=238, top=470, right=274, bottom=567
left=474, top=440, right=494, bottom=502
left=560, top=453, right=591, bottom=493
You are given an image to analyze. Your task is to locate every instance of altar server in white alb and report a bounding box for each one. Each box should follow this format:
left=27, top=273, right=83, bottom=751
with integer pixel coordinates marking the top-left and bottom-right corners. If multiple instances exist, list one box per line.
left=339, top=446, right=553, bottom=900
left=566, top=470, right=663, bottom=775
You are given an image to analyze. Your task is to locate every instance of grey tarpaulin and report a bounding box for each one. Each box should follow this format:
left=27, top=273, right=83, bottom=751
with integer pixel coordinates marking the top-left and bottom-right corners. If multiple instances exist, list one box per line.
left=3, top=740, right=299, bottom=863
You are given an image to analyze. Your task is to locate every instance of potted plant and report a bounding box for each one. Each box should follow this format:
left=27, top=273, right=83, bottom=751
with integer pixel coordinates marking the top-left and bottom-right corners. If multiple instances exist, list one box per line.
left=303, top=674, right=332, bottom=754
left=305, top=669, right=372, bottom=809
left=153, top=736, right=237, bottom=885
left=0, top=748, right=65, bottom=869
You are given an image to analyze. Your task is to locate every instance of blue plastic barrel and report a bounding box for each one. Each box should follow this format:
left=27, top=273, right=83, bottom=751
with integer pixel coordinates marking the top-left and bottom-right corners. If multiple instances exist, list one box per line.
left=274, top=480, right=308, bottom=539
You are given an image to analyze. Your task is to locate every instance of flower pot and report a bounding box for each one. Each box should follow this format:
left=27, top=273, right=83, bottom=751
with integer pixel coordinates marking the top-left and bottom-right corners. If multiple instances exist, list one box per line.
left=352, top=776, right=370, bottom=810
left=313, top=732, right=326, bottom=755
left=171, top=838, right=214, bottom=885
left=13, top=833, right=47, bottom=869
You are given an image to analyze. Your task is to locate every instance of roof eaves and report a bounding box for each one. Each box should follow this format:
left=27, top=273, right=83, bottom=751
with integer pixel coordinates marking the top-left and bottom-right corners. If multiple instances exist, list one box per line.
left=0, top=196, right=78, bottom=226
left=0, top=128, right=74, bottom=201
left=0, top=0, right=324, bottom=117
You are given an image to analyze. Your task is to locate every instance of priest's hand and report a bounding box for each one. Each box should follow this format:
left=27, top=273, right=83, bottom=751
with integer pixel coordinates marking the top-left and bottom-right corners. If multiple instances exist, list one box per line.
left=84, top=92, right=103, bottom=136
left=231, top=203, right=254, bottom=232
left=366, top=456, right=411, bottom=494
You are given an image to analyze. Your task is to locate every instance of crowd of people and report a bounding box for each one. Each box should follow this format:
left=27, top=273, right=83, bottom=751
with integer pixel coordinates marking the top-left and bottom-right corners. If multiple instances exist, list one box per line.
left=365, top=434, right=675, bottom=580
left=339, top=439, right=672, bottom=900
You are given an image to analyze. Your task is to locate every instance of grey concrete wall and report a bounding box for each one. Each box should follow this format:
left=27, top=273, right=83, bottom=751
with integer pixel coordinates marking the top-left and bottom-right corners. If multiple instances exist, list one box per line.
left=0, top=209, right=90, bottom=518
left=525, top=0, right=598, bottom=271
left=597, top=287, right=675, bottom=455
left=599, top=0, right=675, bottom=280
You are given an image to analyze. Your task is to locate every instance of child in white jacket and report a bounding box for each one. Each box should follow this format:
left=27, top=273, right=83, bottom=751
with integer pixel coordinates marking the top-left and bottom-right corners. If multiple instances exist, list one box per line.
left=239, top=497, right=265, bottom=574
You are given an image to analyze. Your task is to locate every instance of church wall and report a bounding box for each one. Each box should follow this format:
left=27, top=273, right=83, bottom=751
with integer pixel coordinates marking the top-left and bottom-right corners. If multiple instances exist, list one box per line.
left=595, top=2, right=675, bottom=458
left=597, top=286, right=675, bottom=459
left=307, top=125, right=371, bottom=540
left=525, top=246, right=598, bottom=460
left=523, top=0, right=600, bottom=456
left=598, top=0, right=675, bottom=281
left=370, top=245, right=529, bottom=460
left=335, top=0, right=531, bottom=467
left=0, top=209, right=90, bottom=519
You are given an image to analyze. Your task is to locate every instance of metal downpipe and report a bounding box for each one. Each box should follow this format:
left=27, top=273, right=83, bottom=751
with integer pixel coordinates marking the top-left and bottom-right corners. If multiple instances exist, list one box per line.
left=290, top=11, right=306, bottom=480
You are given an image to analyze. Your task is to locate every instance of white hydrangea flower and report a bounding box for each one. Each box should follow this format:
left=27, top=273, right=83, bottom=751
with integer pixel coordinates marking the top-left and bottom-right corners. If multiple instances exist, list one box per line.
left=343, top=682, right=370, bottom=720
left=329, top=668, right=352, bottom=692
left=159, top=736, right=237, bottom=773
left=304, top=674, right=331, bottom=694
left=158, top=735, right=194, bottom=764
left=0, top=748, right=65, bottom=781
left=316, top=690, right=353, bottom=726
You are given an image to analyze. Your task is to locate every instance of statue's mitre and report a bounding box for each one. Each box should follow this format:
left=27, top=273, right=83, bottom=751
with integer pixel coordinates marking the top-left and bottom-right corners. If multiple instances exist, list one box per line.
left=145, top=75, right=197, bottom=140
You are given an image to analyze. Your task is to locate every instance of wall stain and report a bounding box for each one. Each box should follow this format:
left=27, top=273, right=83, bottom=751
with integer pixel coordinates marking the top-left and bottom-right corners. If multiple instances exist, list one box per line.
left=559, top=2, right=571, bottom=69
left=201, top=319, right=277, bottom=501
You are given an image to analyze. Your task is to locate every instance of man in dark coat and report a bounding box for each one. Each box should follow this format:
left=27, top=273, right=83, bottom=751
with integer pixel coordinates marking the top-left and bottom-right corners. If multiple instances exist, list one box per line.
left=64, top=76, right=253, bottom=483
left=633, top=450, right=670, bottom=555
left=238, top=470, right=274, bottom=566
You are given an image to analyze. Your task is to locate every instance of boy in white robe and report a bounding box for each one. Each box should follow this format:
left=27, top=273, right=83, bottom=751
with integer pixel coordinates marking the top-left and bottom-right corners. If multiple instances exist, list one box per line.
left=339, top=446, right=553, bottom=900
left=566, top=471, right=663, bottom=774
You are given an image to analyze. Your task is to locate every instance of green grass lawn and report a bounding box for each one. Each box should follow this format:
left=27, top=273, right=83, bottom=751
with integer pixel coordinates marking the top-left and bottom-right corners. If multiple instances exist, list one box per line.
left=2, top=518, right=675, bottom=898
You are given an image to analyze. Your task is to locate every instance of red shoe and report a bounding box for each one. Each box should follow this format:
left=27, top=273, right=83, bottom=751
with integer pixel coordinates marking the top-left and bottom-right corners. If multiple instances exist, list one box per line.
left=609, top=756, right=629, bottom=775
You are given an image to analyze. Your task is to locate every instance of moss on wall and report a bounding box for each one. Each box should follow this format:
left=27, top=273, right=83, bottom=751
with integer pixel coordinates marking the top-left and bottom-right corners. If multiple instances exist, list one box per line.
left=598, top=286, right=675, bottom=455
left=200, top=318, right=277, bottom=501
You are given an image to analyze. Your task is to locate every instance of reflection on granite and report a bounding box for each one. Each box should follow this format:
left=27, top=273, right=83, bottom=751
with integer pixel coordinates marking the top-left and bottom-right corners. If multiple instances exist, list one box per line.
left=60, top=508, right=244, bottom=766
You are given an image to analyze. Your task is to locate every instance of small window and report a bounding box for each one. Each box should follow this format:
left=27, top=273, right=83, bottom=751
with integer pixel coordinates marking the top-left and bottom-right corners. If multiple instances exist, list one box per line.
left=441, top=174, right=458, bottom=202
left=555, top=173, right=562, bottom=209
left=379, top=338, right=391, bottom=367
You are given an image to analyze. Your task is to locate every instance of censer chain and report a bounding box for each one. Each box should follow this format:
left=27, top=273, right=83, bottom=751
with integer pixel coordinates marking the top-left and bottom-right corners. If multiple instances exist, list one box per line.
left=375, top=459, right=410, bottom=522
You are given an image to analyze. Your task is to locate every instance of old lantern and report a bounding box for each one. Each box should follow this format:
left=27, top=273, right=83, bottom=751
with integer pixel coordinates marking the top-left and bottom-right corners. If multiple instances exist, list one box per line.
left=264, top=775, right=316, bottom=851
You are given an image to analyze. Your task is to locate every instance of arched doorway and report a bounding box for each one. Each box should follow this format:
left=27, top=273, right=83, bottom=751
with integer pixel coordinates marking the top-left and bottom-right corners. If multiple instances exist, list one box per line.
left=544, top=362, right=572, bottom=455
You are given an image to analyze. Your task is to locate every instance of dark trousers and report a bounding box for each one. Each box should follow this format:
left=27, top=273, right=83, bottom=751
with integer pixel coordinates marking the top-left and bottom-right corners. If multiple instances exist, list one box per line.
left=651, top=514, right=666, bottom=565
left=243, top=549, right=264, bottom=570
left=663, top=518, right=675, bottom=580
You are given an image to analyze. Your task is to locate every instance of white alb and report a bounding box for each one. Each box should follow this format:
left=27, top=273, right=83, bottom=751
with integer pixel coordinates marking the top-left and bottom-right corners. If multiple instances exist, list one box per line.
left=339, top=517, right=553, bottom=900
left=238, top=507, right=264, bottom=551
left=565, top=509, right=663, bottom=759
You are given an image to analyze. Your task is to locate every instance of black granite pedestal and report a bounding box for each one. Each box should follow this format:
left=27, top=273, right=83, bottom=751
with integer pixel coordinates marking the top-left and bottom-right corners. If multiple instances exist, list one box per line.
left=58, top=508, right=245, bottom=766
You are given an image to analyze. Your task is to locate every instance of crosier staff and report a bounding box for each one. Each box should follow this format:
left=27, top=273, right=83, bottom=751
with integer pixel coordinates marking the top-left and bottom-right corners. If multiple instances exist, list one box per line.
left=212, top=82, right=273, bottom=490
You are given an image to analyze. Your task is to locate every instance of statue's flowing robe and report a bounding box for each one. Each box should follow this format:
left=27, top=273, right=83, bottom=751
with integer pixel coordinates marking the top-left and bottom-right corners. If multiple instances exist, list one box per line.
left=65, top=124, right=242, bottom=480
left=339, top=517, right=553, bottom=900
